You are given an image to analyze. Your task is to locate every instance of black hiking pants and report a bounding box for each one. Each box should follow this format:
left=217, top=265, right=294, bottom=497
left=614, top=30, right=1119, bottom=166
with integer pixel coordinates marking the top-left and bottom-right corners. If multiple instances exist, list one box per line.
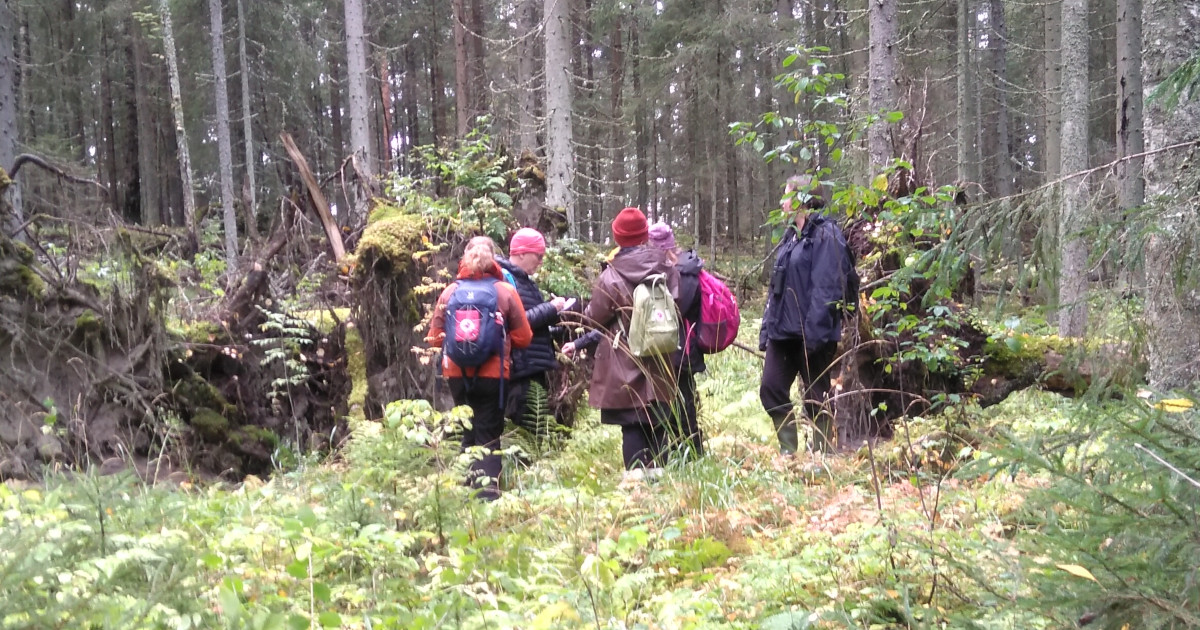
left=759, top=339, right=838, bottom=453
left=448, top=377, right=505, bottom=501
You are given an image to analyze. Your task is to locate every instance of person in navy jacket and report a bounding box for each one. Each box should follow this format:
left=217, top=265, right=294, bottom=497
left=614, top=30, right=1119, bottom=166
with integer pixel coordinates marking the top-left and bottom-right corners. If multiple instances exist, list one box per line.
left=759, top=176, right=860, bottom=454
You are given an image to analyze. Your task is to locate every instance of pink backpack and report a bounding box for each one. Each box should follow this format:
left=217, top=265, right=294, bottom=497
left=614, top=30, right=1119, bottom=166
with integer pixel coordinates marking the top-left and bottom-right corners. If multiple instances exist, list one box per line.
left=694, top=270, right=740, bottom=353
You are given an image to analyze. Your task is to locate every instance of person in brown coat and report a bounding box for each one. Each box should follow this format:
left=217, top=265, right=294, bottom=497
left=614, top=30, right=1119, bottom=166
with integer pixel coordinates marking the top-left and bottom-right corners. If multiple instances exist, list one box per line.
left=427, top=236, right=533, bottom=500
left=580, top=207, right=681, bottom=476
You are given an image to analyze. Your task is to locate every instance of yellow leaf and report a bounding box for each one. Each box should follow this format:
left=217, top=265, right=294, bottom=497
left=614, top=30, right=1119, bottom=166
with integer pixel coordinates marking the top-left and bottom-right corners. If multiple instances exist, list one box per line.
left=1154, top=398, right=1194, bottom=412
left=872, top=174, right=888, bottom=192
left=1056, top=563, right=1098, bottom=582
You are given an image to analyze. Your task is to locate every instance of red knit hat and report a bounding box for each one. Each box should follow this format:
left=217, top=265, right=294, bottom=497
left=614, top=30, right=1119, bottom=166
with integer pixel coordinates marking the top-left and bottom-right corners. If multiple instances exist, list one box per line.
left=611, top=207, right=648, bottom=247
left=509, top=227, right=546, bottom=257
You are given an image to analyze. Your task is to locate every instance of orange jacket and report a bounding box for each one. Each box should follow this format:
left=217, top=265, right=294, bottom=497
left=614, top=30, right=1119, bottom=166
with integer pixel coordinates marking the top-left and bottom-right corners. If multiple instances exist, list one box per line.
left=426, top=260, right=533, bottom=379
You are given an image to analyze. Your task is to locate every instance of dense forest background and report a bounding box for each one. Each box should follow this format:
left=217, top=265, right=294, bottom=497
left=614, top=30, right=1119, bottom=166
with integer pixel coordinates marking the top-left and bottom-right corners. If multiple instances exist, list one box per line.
left=4, top=2, right=1200, bottom=628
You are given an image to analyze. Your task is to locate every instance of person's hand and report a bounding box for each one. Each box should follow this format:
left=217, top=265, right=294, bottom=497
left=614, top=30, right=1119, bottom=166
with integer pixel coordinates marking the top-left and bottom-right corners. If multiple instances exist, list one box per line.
left=551, top=296, right=568, bottom=311
left=561, top=341, right=576, bottom=358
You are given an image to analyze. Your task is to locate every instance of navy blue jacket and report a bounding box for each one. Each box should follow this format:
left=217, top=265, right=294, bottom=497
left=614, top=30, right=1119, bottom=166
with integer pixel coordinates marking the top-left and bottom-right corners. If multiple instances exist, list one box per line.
left=759, top=214, right=860, bottom=350
left=497, top=257, right=560, bottom=380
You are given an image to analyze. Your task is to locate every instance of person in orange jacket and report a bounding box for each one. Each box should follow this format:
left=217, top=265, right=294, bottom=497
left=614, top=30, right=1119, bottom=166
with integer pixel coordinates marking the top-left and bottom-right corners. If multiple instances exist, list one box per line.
left=427, top=236, right=533, bottom=500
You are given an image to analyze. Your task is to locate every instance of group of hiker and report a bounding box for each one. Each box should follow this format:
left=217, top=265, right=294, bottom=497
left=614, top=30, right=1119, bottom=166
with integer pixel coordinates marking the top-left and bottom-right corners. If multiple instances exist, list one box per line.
left=425, top=176, right=860, bottom=500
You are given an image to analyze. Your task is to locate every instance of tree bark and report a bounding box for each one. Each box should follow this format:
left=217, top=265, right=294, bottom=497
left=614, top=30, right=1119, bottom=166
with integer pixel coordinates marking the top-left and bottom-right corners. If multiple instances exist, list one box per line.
left=237, top=0, right=257, bottom=235
left=1043, top=0, right=1062, bottom=180
left=1057, top=0, right=1089, bottom=337
left=1115, top=0, right=1144, bottom=212
left=452, top=0, right=471, bottom=138
left=517, top=0, right=540, bottom=153
left=956, top=0, right=972, bottom=185
left=868, top=0, right=898, bottom=171
left=158, top=0, right=198, bottom=250
left=427, top=0, right=448, bottom=145
left=0, top=0, right=20, bottom=236
left=132, top=13, right=161, bottom=226
left=344, top=0, right=374, bottom=225
left=1143, top=0, right=1200, bottom=388
left=987, top=0, right=1014, bottom=198
left=608, top=16, right=625, bottom=205
left=329, top=33, right=346, bottom=167
left=544, top=0, right=575, bottom=236
left=377, top=52, right=393, bottom=172
left=631, top=18, right=648, bottom=210
left=209, top=0, right=239, bottom=270
left=469, top=0, right=487, bottom=125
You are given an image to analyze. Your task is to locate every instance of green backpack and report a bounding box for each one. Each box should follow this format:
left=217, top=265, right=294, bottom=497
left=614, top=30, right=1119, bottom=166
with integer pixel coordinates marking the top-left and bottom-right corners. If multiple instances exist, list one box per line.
left=627, top=273, right=681, bottom=357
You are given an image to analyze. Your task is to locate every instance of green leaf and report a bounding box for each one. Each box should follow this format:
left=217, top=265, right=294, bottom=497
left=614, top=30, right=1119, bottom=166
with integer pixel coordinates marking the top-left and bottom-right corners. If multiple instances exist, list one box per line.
left=313, top=581, right=332, bottom=603
left=884, top=110, right=904, bottom=123
left=297, top=506, right=317, bottom=529
left=286, top=559, right=309, bottom=580
left=287, top=615, right=310, bottom=630
left=782, top=53, right=799, bottom=68
left=217, top=585, right=244, bottom=626
left=317, top=612, right=342, bottom=628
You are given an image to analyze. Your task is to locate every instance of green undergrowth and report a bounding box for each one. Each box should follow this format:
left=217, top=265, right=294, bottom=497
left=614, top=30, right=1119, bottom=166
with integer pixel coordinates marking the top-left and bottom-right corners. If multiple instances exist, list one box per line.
left=3, top=314, right=1197, bottom=629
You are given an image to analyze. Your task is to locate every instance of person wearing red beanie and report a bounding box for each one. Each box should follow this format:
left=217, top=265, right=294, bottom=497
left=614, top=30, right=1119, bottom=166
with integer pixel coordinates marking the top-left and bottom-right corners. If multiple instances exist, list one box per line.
left=576, top=206, right=683, bottom=480
left=611, top=207, right=649, bottom=247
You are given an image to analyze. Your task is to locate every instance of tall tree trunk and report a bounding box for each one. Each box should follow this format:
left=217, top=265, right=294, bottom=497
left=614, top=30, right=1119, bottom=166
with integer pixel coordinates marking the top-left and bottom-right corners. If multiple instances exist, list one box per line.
left=544, top=0, right=575, bottom=236
left=377, top=52, right=393, bottom=173
left=159, top=0, right=198, bottom=250
left=1057, top=0, right=1089, bottom=337
left=344, top=0, right=374, bottom=224
left=121, top=21, right=142, bottom=224
left=0, top=0, right=21, bottom=236
left=64, top=0, right=86, bottom=163
left=1142, top=0, right=1200, bottom=388
left=868, top=0, right=898, bottom=171
left=133, top=13, right=161, bottom=226
left=100, top=21, right=121, bottom=219
left=452, top=0, right=471, bottom=138
left=402, top=43, right=420, bottom=169
left=1043, top=0, right=1062, bottom=180
left=1115, top=0, right=1143, bottom=212
left=608, top=16, right=625, bottom=205
left=956, top=0, right=972, bottom=185
left=631, top=18, right=648, bottom=210
left=517, top=0, right=540, bottom=153
left=209, top=0, right=239, bottom=269
left=237, top=0, right=257, bottom=234
left=329, top=43, right=346, bottom=164
left=427, top=0, right=448, bottom=145
left=988, top=0, right=1014, bottom=197
left=469, top=0, right=487, bottom=124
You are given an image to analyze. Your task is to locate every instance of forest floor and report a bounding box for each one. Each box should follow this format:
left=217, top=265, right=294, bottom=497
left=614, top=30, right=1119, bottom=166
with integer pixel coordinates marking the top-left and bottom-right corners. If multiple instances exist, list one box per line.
left=0, top=313, right=1190, bottom=629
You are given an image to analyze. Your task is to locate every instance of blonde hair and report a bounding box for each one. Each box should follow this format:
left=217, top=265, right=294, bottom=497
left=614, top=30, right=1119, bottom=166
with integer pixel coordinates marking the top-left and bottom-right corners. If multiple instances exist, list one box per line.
left=461, top=236, right=498, bottom=274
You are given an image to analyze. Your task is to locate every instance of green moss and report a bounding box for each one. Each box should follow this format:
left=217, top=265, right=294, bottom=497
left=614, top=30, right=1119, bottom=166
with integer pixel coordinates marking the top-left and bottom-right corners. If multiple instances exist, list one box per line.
left=233, top=425, right=281, bottom=448
left=346, top=323, right=367, bottom=422
left=176, top=320, right=223, bottom=344
left=293, top=307, right=352, bottom=334
left=190, top=408, right=230, bottom=442
left=352, top=207, right=429, bottom=275
left=74, top=310, right=104, bottom=336
left=983, top=332, right=1074, bottom=375
left=175, top=374, right=235, bottom=417
left=0, top=238, right=45, bottom=299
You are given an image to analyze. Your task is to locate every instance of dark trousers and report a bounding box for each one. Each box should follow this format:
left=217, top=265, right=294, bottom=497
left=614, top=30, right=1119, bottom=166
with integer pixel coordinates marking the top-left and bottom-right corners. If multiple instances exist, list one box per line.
left=759, top=339, right=838, bottom=453
left=448, top=377, right=505, bottom=500
left=505, top=373, right=552, bottom=435
left=668, top=368, right=704, bottom=458
left=603, top=404, right=672, bottom=470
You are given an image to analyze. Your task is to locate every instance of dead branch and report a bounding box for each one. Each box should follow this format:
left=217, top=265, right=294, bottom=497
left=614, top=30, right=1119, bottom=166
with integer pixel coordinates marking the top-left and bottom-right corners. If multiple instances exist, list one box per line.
left=279, top=133, right=347, bottom=262
left=5, top=154, right=109, bottom=195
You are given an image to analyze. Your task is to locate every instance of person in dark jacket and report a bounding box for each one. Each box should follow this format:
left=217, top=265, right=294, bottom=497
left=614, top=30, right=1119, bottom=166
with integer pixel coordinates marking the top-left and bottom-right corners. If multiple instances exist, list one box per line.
left=576, top=207, right=681, bottom=478
left=426, top=236, right=534, bottom=500
left=497, top=228, right=569, bottom=435
left=647, top=222, right=706, bottom=458
left=759, top=176, right=860, bottom=454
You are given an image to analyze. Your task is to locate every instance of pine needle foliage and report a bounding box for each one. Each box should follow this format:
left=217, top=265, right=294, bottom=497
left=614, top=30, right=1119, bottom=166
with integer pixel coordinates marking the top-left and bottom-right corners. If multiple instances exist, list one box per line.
left=982, top=390, right=1200, bottom=629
